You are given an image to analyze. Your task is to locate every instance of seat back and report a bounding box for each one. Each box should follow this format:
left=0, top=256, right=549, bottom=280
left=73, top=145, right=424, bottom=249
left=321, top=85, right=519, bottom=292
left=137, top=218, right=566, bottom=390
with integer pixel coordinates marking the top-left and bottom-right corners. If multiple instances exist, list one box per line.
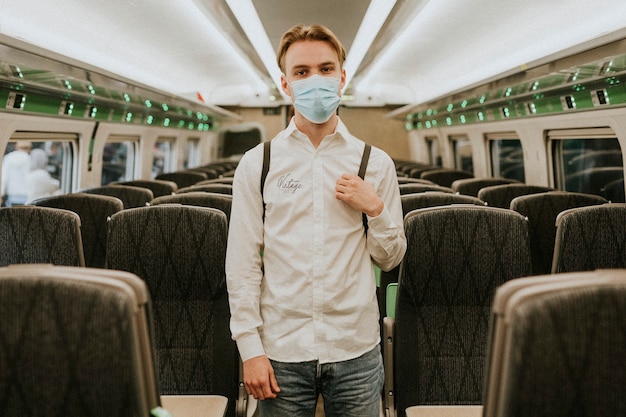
left=451, top=177, right=520, bottom=197
left=150, top=192, right=232, bottom=220
left=0, top=206, right=85, bottom=267
left=510, top=191, right=607, bottom=275
left=84, top=185, right=154, bottom=208
left=488, top=270, right=626, bottom=417
left=106, top=205, right=237, bottom=417
left=0, top=264, right=157, bottom=417
left=176, top=184, right=233, bottom=195
left=393, top=205, right=531, bottom=414
left=155, top=171, right=208, bottom=188
left=420, top=168, right=474, bottom=187
left=483, top=270, right=626, bottom=417
left=477, top=184, right=554, bottom=209
left=398, top=183, right=454, bottom=195
left=118, top=179, right=178, bottom=197
left=31, top=193, right=123, bottom=268
left=552, top=203, right=626, bottom=273
left=401, top=192, right=485, bottom=214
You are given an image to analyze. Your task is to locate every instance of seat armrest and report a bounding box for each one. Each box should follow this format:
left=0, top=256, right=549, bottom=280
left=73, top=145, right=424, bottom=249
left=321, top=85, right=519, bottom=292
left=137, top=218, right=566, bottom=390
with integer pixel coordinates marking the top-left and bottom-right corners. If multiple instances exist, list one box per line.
left=383, top=316, right=396, bottom=417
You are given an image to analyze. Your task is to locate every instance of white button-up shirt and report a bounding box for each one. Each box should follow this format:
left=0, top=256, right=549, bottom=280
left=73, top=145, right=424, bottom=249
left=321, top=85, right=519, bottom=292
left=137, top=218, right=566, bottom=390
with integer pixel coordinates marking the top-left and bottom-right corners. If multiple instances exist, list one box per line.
left=226, top=118, right=406, bottom=364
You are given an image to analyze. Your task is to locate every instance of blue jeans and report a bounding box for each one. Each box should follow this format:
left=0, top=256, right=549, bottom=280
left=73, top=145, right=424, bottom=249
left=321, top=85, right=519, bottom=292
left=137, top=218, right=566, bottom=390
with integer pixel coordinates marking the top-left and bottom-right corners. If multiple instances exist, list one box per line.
left=258, top=346, right=383, bottom=417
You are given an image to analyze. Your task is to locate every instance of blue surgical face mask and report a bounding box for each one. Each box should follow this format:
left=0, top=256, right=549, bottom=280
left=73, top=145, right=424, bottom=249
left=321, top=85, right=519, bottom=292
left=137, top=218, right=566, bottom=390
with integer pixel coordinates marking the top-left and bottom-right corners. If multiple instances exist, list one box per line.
left=289, top=75, right=341, bottom=124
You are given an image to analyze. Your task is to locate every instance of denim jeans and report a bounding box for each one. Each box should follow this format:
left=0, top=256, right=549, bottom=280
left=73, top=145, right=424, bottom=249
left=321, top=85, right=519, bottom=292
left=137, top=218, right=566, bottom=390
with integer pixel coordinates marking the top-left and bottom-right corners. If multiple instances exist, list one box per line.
left=258, top=346, right=383, bottom=417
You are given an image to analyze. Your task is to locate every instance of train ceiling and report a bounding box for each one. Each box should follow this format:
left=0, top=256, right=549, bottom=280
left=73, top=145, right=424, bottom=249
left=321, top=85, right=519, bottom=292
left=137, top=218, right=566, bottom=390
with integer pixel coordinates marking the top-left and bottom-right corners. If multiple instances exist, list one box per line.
left=1, top=0, right=626, bottom=113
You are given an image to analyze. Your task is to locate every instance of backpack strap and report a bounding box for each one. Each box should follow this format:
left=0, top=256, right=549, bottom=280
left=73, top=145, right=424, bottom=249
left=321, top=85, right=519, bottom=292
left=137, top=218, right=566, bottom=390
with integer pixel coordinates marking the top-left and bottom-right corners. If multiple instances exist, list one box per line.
left=260, top=140, right=372, bottom=232
left=261, top=141, right=271, bottom=221
left=359, top=143, right=372, bottom=234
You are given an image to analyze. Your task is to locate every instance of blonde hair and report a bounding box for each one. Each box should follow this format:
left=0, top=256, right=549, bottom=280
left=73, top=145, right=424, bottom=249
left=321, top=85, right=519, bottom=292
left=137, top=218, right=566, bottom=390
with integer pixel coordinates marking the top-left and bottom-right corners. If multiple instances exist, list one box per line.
left=276, top=24, right=346, bottom=74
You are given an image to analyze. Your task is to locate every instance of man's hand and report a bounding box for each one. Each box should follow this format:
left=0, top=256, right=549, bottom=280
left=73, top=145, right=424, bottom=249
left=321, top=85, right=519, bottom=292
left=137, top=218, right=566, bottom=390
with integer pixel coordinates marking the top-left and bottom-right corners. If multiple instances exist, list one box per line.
left=243, top=355, right=280, bottom=400
left=335, top=173, right=384, bottom=217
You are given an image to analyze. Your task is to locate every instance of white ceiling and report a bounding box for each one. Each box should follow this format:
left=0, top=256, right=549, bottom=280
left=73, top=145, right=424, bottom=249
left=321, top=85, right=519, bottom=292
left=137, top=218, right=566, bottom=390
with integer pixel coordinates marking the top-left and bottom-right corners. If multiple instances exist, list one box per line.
left=2, top=0, right=626, bottom=110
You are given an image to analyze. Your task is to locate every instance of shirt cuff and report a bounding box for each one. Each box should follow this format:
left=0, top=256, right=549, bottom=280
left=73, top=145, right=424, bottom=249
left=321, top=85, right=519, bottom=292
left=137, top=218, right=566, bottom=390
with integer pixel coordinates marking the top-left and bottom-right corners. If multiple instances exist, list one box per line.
left=366, top=204, right=393, bottom=229
left=236, top=332, right=266, bottom=362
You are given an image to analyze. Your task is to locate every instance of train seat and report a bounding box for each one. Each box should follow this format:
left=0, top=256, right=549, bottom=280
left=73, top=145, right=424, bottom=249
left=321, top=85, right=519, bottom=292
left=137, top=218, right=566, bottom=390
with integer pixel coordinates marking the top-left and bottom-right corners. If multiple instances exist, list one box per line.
left=151, top=191, right=232, bottom=220
left=451, top=177, right=520, bottom=197
left=419, top=168, right=474, bottom=188
left=105, top=205, right=238, bottom=417
left=510, top=191, right=607, bottom=275
left=117, top=179, right=178, bottom=197
left=0, top=206, right=84, bottom=267
left=600, top=178, right=625, bottom=203
left=83, top=184, right=154, bottom=209
left=552, top=203, right=626, bottom=273
left=195, top=177, right=235, bottom=186
left=379, top=193, right=487, bottom=352
left=156, top=170, right=208, bottom=188
left=399, top=183, right=454, bottom=195
left=482, top=269, right=626, bottom=417
left=383, top=205, right=531, bottom=417
left=476, top=184, right=554, bottom=209
left=176, top=183, right=233, bottom=195
left=0, top=264, right=159, bottom=417
left=31, top=193, right=123, bottom=268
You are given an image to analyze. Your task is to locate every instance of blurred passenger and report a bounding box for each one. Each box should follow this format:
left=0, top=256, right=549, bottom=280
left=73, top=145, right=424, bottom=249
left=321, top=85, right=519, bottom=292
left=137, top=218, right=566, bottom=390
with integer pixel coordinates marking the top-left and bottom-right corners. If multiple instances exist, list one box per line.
left=25, top=148, right=60, bottom=203
left=226, top=23, right=407, bottom=417
left=1, top=141, right=32, bottom=206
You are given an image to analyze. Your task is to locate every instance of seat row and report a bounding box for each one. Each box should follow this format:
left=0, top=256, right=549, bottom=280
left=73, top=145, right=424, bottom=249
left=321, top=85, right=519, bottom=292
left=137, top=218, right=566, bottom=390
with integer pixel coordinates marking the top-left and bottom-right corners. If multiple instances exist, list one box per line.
left=381, top=203, right=626, bottom=417
left=0, top=203, right=239, bottom=417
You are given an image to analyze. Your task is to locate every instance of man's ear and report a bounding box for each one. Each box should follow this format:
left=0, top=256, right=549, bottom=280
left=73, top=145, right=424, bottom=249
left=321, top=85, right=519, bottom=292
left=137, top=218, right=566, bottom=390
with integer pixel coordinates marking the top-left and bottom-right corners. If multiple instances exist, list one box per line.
left=281, top=74, right=292, bottom=98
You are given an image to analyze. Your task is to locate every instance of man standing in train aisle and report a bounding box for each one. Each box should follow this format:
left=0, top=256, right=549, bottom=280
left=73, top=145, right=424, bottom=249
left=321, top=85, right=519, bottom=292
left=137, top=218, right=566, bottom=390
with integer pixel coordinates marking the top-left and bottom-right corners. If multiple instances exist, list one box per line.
left=1, top=141, right=32, bottom=207
left=226, top=23, right=406, bottom=417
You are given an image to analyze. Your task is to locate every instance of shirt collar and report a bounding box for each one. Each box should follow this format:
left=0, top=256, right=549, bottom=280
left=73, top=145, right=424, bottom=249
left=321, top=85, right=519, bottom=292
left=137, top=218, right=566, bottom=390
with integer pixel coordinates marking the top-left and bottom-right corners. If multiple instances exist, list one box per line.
left=284, top=117, right=351, bottom=146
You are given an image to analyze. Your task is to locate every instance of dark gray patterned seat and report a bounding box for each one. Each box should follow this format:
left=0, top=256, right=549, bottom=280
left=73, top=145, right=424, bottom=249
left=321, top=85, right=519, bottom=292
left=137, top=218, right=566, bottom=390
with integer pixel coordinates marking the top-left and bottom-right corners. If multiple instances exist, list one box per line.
left=156, top=171, right=208, bottom=188
left=552, top=203, right=626, bottom=273
left=378, top=193, right=487, bottom=334
left=150, top=192, right=232, bottom=220
left=451, top=177, right=520, bottom=197
left=492, top=270, right=626, bottom=417
left=477, top=184, right=554, bottom=209
left=0, top=264, right=157, bottom=417
left=117, top=179, right=178, bottom=197
left=0, top=206, right=84, bottom=267
left=176, top=184, right=233, bottom=195
left=399, top=183, right=454, bottom=195
left=420, top=168, right=474, bottom=187
left=510, top=191, right=607, bottom=275
left=84, top=184, right=154, bottom=208
left=106, top=205, right=237, bottom=417
left=31, top=193, right=123, bottom=268
left=385, top=205, right=531, bottom=417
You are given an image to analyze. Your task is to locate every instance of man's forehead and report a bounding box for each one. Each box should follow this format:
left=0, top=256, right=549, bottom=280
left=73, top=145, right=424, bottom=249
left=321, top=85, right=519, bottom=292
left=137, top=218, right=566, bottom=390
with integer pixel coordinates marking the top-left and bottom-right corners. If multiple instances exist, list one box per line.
left=284, top=40, right=339, bottom=68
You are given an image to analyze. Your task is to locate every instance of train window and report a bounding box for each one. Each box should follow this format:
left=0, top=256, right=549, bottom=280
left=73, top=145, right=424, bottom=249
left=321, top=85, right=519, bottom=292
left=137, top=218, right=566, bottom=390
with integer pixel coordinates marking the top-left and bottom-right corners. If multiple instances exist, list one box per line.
left=2, top=133, right=75, bottom=206
left=487, top=133, right=525, bottom=182
left=185, top=137, right=200, bottom=169
left=450, top=135, right=473, bottom=173
left=152, top=137, right=175, bottom=178
left=102, top=136, right=136, bottom=185
left=425, top=136, right=442, bottom=166
left=550, top=128, right=624, bottom=200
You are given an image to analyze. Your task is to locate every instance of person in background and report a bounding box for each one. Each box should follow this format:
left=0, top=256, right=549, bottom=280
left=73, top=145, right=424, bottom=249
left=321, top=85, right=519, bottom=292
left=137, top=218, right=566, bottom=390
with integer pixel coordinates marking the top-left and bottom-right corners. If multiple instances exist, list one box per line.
left=25, top=148, right=60, bottom=204
left=226, top=23, right=407, bottom=417
left=1, top=141, right=32, bottom=206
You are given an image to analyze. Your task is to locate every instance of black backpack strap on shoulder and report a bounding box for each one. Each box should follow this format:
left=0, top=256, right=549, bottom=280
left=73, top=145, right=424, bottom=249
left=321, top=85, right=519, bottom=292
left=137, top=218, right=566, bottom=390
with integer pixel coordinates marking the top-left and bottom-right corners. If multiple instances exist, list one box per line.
left=261, top=140, right=271, bottom=221
left=359, top=143, right=372, bottom=234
